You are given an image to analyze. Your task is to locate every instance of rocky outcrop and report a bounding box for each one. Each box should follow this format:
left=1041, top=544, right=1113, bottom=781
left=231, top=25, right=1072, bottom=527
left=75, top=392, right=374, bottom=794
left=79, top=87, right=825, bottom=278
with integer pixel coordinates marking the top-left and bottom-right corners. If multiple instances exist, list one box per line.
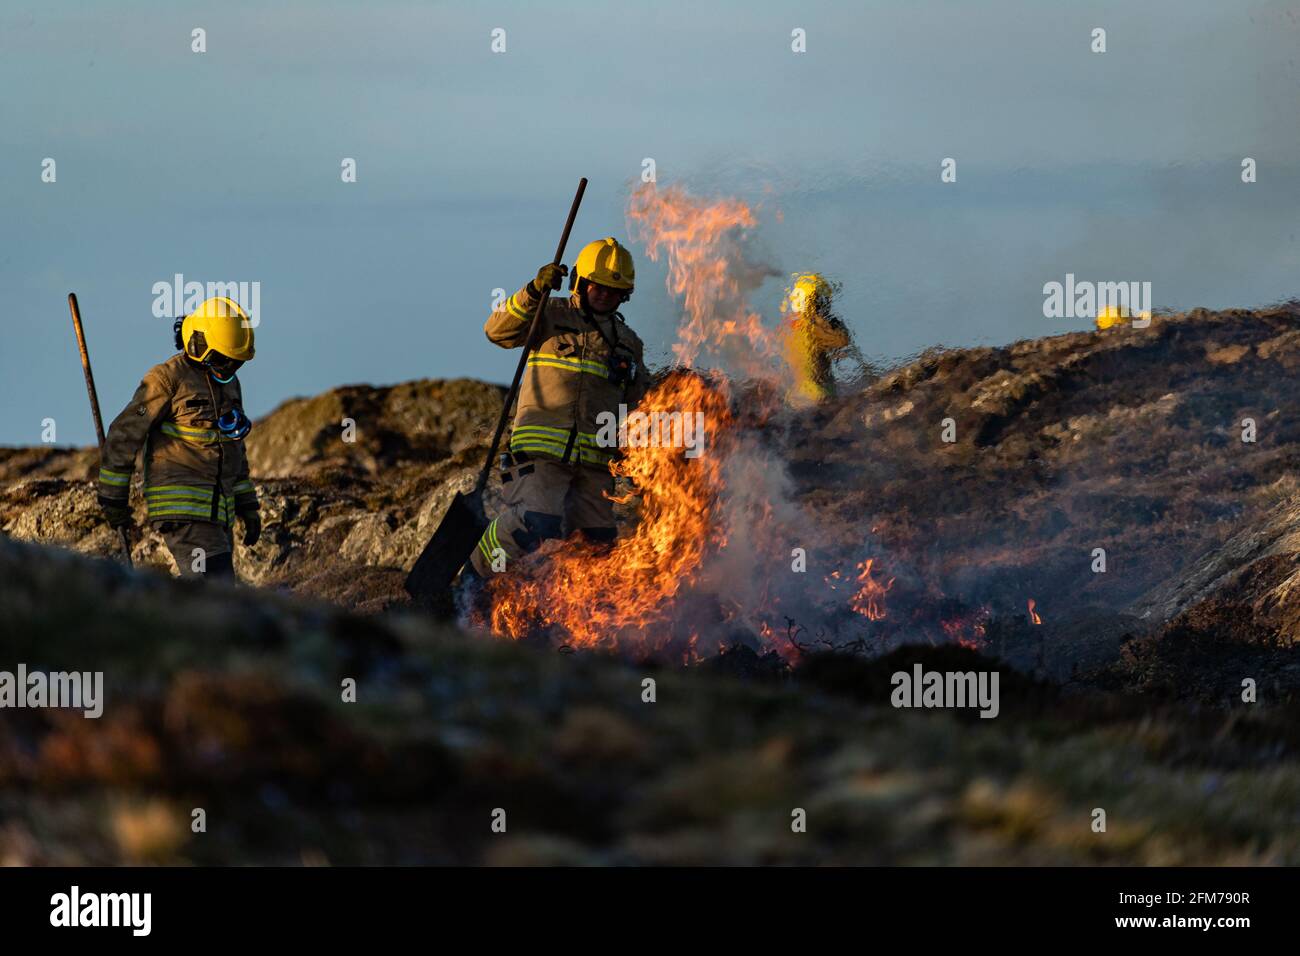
left=4, top=304, right=1300, bottom=651
left=243, top=378, right=506, bottom=479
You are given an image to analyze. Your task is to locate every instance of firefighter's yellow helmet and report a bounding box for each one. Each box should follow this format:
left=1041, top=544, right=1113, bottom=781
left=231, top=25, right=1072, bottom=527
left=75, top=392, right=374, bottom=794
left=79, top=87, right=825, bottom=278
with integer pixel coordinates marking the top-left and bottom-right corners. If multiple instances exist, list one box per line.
left=179, top=297, right=255, bottom=362
left=573, top=237, right=635, bottom=292
left=790, top=273, right=833, bottom=314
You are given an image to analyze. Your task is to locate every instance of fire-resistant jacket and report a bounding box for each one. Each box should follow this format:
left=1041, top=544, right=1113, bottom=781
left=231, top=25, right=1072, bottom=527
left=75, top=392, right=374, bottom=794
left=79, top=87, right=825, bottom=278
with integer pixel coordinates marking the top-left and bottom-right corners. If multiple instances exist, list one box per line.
left=486, top=283, right=649, bottom=468
left=97, top=353, right=258, bottom=526
left=785, top=312, right=852, bottom=402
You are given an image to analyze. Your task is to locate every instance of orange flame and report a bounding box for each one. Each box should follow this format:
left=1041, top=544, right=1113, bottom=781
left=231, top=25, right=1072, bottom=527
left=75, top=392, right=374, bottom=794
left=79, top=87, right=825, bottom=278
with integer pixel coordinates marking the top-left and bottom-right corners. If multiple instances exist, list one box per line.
left=627, top=183, right=780, bottom=379
left=478, top=183, right=879, bottom=659
left=484, top=371, right=733, bottom=654
left=939, top=605, right=991, bottom=650
left=479, top=184, right=791, bottom=655
left=849, top=558, right=894, bottom=621
left=1028, top=598, right=1042, bottom=625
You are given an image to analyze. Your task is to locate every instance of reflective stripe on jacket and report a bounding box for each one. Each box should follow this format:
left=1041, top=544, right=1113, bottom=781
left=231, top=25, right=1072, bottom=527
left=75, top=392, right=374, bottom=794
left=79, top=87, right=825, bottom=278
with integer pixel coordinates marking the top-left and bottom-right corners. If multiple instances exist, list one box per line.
left=507, top=423, right=616, bottom=468
left=144, top=484, right=237, bottom=523
left=485, top=284, right=648, bottom=470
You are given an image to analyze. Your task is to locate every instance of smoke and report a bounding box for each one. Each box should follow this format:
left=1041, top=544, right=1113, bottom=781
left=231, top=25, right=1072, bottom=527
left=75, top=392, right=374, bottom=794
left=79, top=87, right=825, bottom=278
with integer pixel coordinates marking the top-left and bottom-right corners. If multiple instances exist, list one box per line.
left=696, top=433, right=796, bottom=620
left=622, top=183, right=895, bottom=657
left=479, top=181, right=938, bottom=661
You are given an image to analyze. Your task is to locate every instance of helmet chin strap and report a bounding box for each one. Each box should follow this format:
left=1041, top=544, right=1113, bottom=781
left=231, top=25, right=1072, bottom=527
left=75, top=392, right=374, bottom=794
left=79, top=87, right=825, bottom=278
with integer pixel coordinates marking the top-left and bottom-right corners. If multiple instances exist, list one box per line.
left=206, top=360, right=237, bottom=384
left=180, top=352, right=234, bottom=382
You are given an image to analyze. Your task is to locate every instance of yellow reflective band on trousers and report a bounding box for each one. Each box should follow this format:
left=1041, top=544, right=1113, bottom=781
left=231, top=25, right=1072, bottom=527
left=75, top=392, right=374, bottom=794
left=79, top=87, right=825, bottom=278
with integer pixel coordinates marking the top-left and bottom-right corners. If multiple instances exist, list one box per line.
left=144, top=484, right=234, bottom=525
left=526, top=353, right=610, bottom=379
left=477, top=516, right=503, bottom=566
left=160, top=422, right=238, bottom=445
left=97, top=467, right=131, bottom=487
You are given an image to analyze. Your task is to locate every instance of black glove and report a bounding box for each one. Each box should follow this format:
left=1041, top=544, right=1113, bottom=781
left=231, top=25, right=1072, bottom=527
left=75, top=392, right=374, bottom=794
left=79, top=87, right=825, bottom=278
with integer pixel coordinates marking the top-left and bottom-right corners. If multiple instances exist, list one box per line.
left=98, top=496, right=133, bottom=530
left=531, top=263, right=568, bottom=295
left=239, top=509, right=262, bottom=547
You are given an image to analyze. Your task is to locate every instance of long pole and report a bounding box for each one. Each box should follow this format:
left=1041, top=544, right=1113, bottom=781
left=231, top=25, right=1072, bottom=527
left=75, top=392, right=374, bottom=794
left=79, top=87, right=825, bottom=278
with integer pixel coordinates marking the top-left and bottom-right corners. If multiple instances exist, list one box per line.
left=473, top=177, right=587, bottom=496
left=68, top=293, right=133, bottom=566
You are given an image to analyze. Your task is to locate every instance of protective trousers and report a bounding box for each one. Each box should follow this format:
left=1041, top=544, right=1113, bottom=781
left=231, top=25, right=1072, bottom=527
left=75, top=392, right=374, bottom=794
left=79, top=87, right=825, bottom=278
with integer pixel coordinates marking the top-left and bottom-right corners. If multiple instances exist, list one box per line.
left=157, top=520, right=236, bottom=579
left=469, top=453, right=616, bottom=576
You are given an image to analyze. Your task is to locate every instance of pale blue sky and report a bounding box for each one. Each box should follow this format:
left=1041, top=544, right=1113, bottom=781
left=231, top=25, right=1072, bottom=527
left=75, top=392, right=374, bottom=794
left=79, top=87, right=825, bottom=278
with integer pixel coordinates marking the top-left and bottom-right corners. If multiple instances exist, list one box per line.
left=3, top=0, right=1298, bottom=444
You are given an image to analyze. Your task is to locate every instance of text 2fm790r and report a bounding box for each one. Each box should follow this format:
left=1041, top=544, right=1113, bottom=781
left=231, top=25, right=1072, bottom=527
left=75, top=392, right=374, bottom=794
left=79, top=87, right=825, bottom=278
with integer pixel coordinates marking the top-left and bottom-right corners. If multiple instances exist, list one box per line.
left=1120, top=892, right=1251, bottom=907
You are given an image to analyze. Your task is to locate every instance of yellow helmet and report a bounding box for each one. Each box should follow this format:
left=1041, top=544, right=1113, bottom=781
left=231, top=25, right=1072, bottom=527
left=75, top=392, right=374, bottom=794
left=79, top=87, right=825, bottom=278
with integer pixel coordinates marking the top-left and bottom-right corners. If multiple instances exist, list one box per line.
left=178, top=296, right=255, bottom=362
left=789, top=273, right=833, bottom=315
left=573, top=237, right=635, bottom=292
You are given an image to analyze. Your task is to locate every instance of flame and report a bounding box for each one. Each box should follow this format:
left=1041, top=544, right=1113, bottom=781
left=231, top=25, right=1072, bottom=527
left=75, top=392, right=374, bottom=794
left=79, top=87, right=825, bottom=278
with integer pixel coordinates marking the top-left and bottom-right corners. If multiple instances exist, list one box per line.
left=1028, top=598, right=1042, bottom=625
left=483, top=370, right=733, bottom=655
left=939, top=605, right=991, bottom=650
left=627, top=184, right=780, bottom=379
left=848, top=558, right=894, bottom=621
left=473, top=183, right=907, bottom=661
left=479, top=184, right=791, bottom=657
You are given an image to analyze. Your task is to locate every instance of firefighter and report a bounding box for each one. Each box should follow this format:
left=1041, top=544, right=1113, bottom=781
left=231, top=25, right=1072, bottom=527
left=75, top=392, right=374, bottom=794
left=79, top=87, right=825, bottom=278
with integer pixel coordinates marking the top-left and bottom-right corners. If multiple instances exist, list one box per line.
left=463, top=237, right=649, bottom=584
left=96, top=296, right=261, bottom=579
left=783, top=272, right=853, bottom=406
left=1096, top=304, right=1151, bottom=330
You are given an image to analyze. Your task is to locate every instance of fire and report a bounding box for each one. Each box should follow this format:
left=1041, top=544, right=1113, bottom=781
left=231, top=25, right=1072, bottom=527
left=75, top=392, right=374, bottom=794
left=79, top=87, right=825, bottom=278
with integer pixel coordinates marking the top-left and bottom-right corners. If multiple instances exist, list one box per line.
left=481, top=183, right=788, bottom=657
left=627, top=184, right=780, bottom=379
left=484, top=370, right=733, bottom=654
left=473, top=182, right=936, bottom=660
left=939, top=606, right=991, bottom=650
left=1028, top=598, right=1042, bottom=625
left=849, top=558, right=894, bottom=621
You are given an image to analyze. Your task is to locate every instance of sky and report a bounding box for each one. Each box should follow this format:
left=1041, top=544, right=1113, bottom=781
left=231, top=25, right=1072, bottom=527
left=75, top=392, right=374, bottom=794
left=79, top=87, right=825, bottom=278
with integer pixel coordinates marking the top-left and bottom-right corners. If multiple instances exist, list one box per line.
left=3, top=0, right=1299, bottom=445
